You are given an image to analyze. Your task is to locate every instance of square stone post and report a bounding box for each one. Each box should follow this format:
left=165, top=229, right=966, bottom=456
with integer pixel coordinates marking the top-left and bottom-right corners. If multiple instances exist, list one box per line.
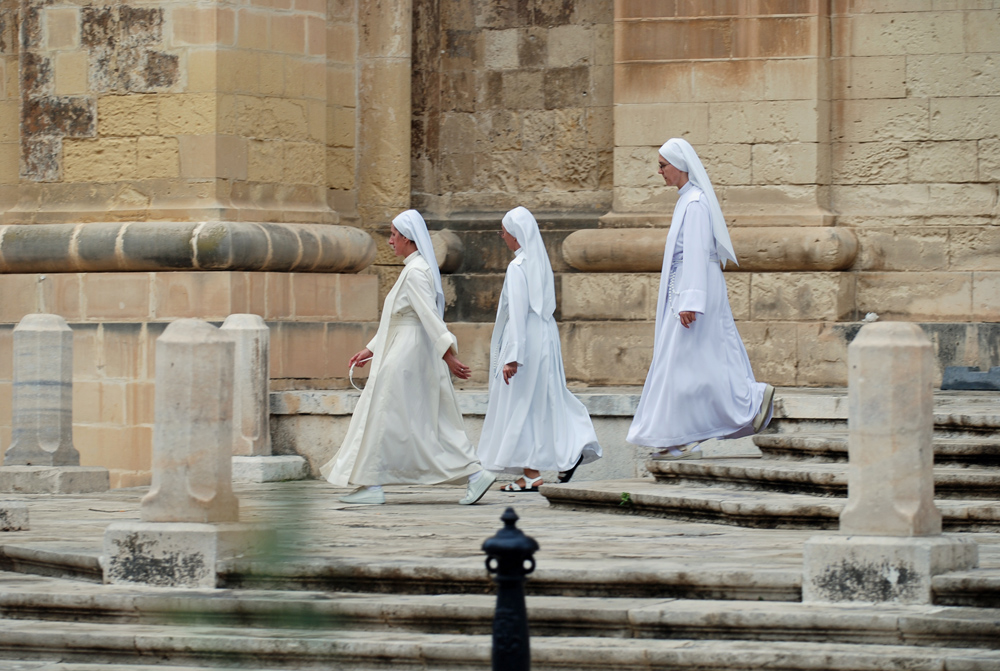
left=803, top=322, right=978, bottom=604
left=103, top=319, right=271, bottom=588
left=0, top=314, right=108, bottom=493
left=221, top=313, right=307, bottom=483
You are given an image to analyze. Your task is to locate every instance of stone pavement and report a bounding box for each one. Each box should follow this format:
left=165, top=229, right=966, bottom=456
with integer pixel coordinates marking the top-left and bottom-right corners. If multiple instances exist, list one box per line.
left=4, top=478, right=1000, bottom=581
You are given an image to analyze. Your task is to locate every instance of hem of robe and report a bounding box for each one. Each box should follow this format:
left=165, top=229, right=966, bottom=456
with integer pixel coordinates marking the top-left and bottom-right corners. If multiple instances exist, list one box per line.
left=480, top=443, right=601, bottom=474
left=626, top=419, right=757, bottom=450
left=325, top=463, right=479, bottom=488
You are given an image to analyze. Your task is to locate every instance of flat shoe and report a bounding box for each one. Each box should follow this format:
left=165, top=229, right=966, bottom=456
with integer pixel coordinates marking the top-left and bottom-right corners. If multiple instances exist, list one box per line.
left=753, top=384, right=776, bottom=433
left=651, top=442, right=702, bottom=461
left=459, top=470, right=497, bottom=505
left=500, top=475, right=543, bottom=492
left=339, top=487, right=385, bottom=505
left=557, top=454, right=585, bottom=484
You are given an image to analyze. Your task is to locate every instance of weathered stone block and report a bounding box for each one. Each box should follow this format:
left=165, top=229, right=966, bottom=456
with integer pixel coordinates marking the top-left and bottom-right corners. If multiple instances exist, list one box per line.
left=502, top=69, right=545, bottom=109
left=692, top=60, right=765, bottom=102
left=615, top=62, right=693, bottom=104
left=803, top=535, right=978, bottom=604
left=547, top=24, right=592, bottom=67
left=221, top=314, right=270, bottom=457
left=62, top=138, right=136, bottom=182
left=0, top=501, right=28, bottom=530
left=831, top=56, right=906, bottom=100
left=232, top=455, right=308, bottom=482
left=710, top=100, right=820, bottom=143
left=846, top=12, right=963, bottom=57
left=854, top=227, right=948, bottom=272
left=752, top=143, right=823, bottom=185
left=833, top=99, right=929, bottom=143
left=0, top=465, right=109, bottom=493
left=973, top=272, right=1000, bottom=321
left=484, top=28, right=518, bottom=69
left=908, top=140, right=977, bottom=183
left=53, top=51, right=88, bottom=96
left=857, top=272, right=972, bottom=321
left=614, top=103, right=709, bottom=148
left=136, top=136, right=179, bottom=179
left=832, top=142, right=908, bottom=185
left=103, top=521, right=273, bottom=588
left=929, top=97, right=1000, bottom=141
left=750, top=273, right=855, bottom=322
left=560, top=273, right=657, bottom=321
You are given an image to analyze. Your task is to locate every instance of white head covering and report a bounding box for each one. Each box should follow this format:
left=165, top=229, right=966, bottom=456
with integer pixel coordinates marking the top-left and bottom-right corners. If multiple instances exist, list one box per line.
left=502, top=206, right=556, bottom=318
left=658, top=138, right=738, bottom=267
left=392, top=209, right=445, bottom=318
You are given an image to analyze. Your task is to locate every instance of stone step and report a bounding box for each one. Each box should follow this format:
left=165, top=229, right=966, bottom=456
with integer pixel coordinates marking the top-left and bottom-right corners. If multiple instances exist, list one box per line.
left=541, top=479, right=1000, bottom=532
left=754, top=432, right=1000, bottom=465
left=1, top=581, right=1000, bottom=649
left=1, top=612, right=999, bottom=670
left=646, top=458, right=1000, bottom=500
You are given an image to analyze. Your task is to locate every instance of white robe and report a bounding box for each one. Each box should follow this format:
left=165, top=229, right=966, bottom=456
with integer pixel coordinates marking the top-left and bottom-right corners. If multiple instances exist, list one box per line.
left=477, top=251, right=602, bottom=473
left=627, top=182, right=766, bottom=448
left=323, top=253, right=479, bottom=486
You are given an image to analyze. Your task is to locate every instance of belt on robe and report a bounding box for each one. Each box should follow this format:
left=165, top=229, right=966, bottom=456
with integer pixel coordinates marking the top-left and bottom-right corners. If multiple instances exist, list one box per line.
left=389, top=313, right=422, bottom=326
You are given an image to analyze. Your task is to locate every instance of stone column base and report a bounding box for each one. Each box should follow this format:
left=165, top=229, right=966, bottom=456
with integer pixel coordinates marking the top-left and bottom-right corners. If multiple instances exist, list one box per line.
left=0, top=466, right=109, bottom=494
left=102, top=521, right=276, bottom=588
left=0, top=502, right=28, bottom=530
left=803, top=534, right=979, bottom=604
left=232, top=455, right=309, bottom=483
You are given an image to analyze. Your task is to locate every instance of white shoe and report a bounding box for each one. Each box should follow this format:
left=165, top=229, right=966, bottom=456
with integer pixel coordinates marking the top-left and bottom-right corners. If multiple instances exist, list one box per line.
left=339, top=487, right=385, bottom=505
left=459, top=470, right=497, bottom=505
left=753, top=384, right=775, bottom=433
left=651, top=442, right=702, bottom=461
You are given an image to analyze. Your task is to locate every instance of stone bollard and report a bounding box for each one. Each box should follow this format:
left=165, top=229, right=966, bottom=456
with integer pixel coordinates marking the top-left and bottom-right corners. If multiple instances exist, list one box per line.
left=221, top=314, right=308, bottom=483
left=4, top=314, right=76, bottom=467
left=803, top=322, right=978, bottom=604
left=483, top=507, right=539, bottom=671
left=103, top=319, right=271, bottom=588
left=0, top=314, right=108, bottom=494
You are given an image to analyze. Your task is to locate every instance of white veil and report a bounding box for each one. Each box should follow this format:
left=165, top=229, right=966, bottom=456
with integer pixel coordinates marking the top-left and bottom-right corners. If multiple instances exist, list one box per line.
left=659, top=138, right=738, bottom=267
left=392, top=209, right=445, bottom=318
left=502, top=206, right=556, bottom=318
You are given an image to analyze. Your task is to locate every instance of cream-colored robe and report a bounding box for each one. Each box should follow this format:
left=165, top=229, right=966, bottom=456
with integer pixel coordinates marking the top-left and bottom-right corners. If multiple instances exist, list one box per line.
left=322, top=253, right=479, bottom=486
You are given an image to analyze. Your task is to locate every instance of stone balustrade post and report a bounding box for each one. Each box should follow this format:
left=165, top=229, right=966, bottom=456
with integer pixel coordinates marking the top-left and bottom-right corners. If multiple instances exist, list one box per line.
left=803, top=323, right=978, bottom=604
left=140, top=319, right=239, bottom=524
left=4, top=314, right=77, bottom=467
left=221, top=314, right=271, bottom=458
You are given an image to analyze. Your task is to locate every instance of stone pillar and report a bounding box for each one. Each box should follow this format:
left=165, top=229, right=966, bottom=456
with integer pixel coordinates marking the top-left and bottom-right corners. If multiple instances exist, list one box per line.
left=803, top=322, right=978, bottom=604
left=0, top=314, right=108, bottom=493
left=104, top=318, right=271, bottom=588
left=221, top=313, right=308, bottom=483
left=4, top=314, right=76, bottom=467
left=141, top=319, right=238, bottom=523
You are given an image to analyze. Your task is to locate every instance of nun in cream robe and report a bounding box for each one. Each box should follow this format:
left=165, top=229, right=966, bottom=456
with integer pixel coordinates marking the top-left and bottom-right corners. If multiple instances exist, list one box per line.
left=627, top=139, right=768, bottom=449
left=477, top=207, right=602, bottom=474
left=322, top=251, right=480, bottom=486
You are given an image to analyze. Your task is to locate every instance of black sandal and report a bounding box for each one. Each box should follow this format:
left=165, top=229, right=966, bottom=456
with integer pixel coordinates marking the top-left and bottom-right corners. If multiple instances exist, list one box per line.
left=557, top=455, right=585, bottom=484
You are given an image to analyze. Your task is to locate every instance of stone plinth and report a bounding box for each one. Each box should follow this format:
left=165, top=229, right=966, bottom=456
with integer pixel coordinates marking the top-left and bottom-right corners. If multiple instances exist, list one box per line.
left=803, top=535, right=978, bottom=605
left=221, top=314, right=271, bottom=457
left=0, top=466, right=108, bottom=494
left=4, top=314, right=77, bottom=466
left=803, top=322, right=978, bottom=604
left=232, top=455, right=309, bottom=483
left=141, top=319, right=238, bottom=524
left=0, top=501, right=28, bottom=531
left=103, top=522, right=273, bottom=588
left=841, top=322, right=939, bottom=536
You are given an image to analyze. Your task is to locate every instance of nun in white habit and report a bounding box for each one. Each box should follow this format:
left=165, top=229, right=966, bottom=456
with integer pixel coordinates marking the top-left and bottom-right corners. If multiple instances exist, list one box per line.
left=478, top=206, right=602, bottom=491
left=321, top=209, right=497, bottom=505
left=627, top=138, right=774, bottom=459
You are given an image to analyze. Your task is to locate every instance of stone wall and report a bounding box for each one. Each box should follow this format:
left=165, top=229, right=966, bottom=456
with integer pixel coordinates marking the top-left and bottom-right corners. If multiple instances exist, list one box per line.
left=411, top=0, right=614, bottom=217
left=0, top=0, right=17, bottom=213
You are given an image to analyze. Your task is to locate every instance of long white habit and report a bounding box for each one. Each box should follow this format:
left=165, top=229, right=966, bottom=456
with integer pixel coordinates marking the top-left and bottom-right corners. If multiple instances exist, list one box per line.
left=627, top=181, right=766, bottom=447
left=477, top=208, right=601, bottom=474
left=323, top=252, right=479, bottom=486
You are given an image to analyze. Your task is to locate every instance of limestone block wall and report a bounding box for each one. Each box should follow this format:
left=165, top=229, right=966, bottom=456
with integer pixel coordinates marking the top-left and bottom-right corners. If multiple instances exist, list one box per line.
left=411, top=0, right=614, bottom=217
left=0, top=0, right=15, bottom=214
left=326, top=0, right=357, bottom=218
left=0, top=271, right=378, bottom=488
left=6, top=0, right=333, bottom=225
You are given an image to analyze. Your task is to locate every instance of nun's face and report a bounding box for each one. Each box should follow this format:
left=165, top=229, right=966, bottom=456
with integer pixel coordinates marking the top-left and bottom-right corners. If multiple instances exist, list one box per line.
left=388, top=225, right=416, bottom=257
left=657, top=158, right=687, bottom=188
left=500, top=225, right=520, bottom=252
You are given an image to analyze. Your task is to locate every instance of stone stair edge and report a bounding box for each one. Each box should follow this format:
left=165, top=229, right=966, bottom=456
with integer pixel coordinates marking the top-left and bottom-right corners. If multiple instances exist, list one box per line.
left=1, top=618, right=999, bottom=670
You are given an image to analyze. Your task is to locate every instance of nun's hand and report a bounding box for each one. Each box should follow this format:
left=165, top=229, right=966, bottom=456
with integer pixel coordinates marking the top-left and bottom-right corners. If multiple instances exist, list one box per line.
left=444, top=350, right=471, bottom=380
left=503, top=362, right=518, bottom=384
left=679, top=311, right=697, bottom=328
left=350, top=348, right=374, bottom=368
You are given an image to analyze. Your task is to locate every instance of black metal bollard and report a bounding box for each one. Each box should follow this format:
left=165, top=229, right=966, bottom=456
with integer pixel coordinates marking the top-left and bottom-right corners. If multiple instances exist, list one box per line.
left=483, top=507, right=539, bottom=671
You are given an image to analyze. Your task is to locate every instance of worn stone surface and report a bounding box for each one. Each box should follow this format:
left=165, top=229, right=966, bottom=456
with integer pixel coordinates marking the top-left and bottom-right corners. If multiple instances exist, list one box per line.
left=802, top=535, right=979, bottom=605
left=0, top=500, right=27, bottom=530
left=221, top=314, right=271, bottom=457
left=842, top=323, right=940, bottom=536
left=141, top=319, right=238, bottom=524
left=4, top=314, right=78, bottom=467
left=231, top=455, right=309, bottom=483
left=0, top=466, right=109, bottom=494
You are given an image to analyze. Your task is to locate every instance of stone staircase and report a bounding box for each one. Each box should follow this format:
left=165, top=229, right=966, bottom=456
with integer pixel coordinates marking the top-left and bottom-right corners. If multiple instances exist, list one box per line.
left=541, top=390, right=1000, bottom=531
left=1, top=561, right=1000, bottom=669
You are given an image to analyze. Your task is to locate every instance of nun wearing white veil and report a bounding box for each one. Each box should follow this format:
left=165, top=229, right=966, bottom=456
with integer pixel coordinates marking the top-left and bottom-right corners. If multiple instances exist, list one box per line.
left=628, top=139, right=774, bottom=459
left=477, top=206, right=602, bottom=491
left=321, top=209, right=497, bottom=505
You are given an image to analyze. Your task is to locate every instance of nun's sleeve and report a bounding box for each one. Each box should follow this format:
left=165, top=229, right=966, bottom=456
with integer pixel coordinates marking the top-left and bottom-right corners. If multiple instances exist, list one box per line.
left=503, top=262, right=529, bottom=366
left=407, top=266, right=459, bottom=358
left=675, top=198, right=711, bottom=315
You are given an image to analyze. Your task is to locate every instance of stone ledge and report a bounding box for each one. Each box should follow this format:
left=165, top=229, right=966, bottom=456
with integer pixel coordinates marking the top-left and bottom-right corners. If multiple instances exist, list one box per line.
left=0, top=466, right=109, bottom=494
left=232, top=455, right=309, bottom=483
left=0, top=221, right=376, bottom=274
